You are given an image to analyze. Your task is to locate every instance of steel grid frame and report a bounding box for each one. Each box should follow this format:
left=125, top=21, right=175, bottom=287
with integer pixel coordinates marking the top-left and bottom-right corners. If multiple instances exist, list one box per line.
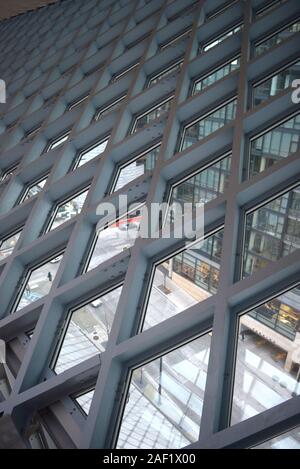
left=0, top=0, right=299, bottom=449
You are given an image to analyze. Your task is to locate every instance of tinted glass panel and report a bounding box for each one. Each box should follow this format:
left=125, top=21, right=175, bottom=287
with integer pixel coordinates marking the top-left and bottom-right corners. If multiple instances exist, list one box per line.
left=243, top=184, right=300, bottom=277
left=254, top=20, right=300, bottom=57
left=180, top=99, right=237, bottom=152
left=132, top=97, right=173, bottom=133
left=192, top=57, right=240, bottom=95
left=252, top=60, right=300, bottom=107
left=248, top=113, right=300, bottom=178
left=169, top=154, right=231, bottom=207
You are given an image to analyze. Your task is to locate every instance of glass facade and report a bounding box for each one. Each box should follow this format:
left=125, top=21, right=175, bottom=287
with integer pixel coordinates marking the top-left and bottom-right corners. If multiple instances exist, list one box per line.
left=254, top=19, right=300, bottom=57
left=74, top=138, right=109, bottom=168
left=254, top=0, right=287, bottom=19
left=248, top=112, right=300, bottom=178
left=0, top=164, right=18, bottom=183
left=116, top=333, right=211, bottom=449
left=141, top=230, right=223, bottom=331
left=200, top=24, right=242, bottom=53
left=242, top=184, right=300, bottom=277
left=46, top=188, right=89, bottom=232
left=147, top=60, right=182, bottom=88
left=18, top=176, right=48, bottom=205
left=159, top=29, right=191, bottom=51
left=13, top=253, right=63, bottom=313
left=131, top=96, right=173, bottom=133
left=46, top=132, right=70, bottom=152
left=85, top=205, right=143, bottom=272
left=110, top=62, right=140, bottom=83
left=112, top=143, right=160, bottom=192
left=231, top=294, right=300, bottom=426
left=169, top=154, right=231, bottom=207
left=94, top=95, right=126, bottom=121
left=192, top=56, right=240, bottom=95
left=0, top=0, right=299, bottom=451
left=179, top=98, right=237, bottom=152
left=52, top=285, right=122, bottom=374
left=252, top=60, right=300, bottom=107
left=0, top=230, right=21, bottom=261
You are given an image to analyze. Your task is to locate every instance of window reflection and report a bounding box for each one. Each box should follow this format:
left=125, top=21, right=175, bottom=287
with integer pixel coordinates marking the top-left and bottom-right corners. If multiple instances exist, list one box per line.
left=243, top=184, right=300, bottom=277
left=85, top=205, right=144, bottom=272
left=254, top=20, right=300, bottom=57
left=179, top=98, right=237, bottom=152
left=169, top=154, right=231, bottom=207
left=110, top=62, right=139, bottom=83
left=116, top=333, right=211, bottom=449
left=0, top=165, right=18, bottom=184
left=254, top=0, right=288, bottom=20
left=75, top=390, right=95, bottom=415
left=112, top=144, right=160, bottom=192
left=131, top=97, right=173, bottom=134
left=94, top=95, right=126, bottom=121
left=14, top=253, right=63, bottom=312
left=231, top=288, right=300, bottom=426
left=142, top=230, right=223, bottom=331
left=192, top=57, right=240, bottom=95
left=46, top=132, right=70, bottom=152
left=53, top=286, right=123, bottom=374
left=252, top=60, right=300, bottom=107
left=248, top=112, right=300, bottom=178
left=147, top=60, right=182, bottom=88
left=254, top=426, right=300, bottom=449
left=74, top=138, right=109, bottom=168
left=0, top=230, right=21, bottom=261
left=47, top=188, right=89, bottom=231
left=200, top=24, right=242, bottom=53
left=18, top=176, right=48, bottom=205
left=159, top=29, right=191, bottom=51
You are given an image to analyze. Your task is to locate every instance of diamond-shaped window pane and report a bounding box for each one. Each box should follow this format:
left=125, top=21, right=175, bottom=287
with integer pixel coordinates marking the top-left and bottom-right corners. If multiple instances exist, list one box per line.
left=15, top=253, right=63, bottom=312
left=180, top=99, right=237, bottom=152
left=142, top=229, right=223, bottom=331
left=116, top=333, right=211, bottom=449
left=21, top=177, right=47, bottom=203
left=48, top=188, right=89, bottom=231
left=0, top=230, right=21, bottom=261
left=169, top=154, right=231, bottom=207
left=113, top=144, right=160, bottom=192
left=231, top=285, right=300, bottom=426
left=85, top=205, right=143, bottom=272
left=53, top=285, right=123, bottom=374
left=76, top=139, right=108, bottom=167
